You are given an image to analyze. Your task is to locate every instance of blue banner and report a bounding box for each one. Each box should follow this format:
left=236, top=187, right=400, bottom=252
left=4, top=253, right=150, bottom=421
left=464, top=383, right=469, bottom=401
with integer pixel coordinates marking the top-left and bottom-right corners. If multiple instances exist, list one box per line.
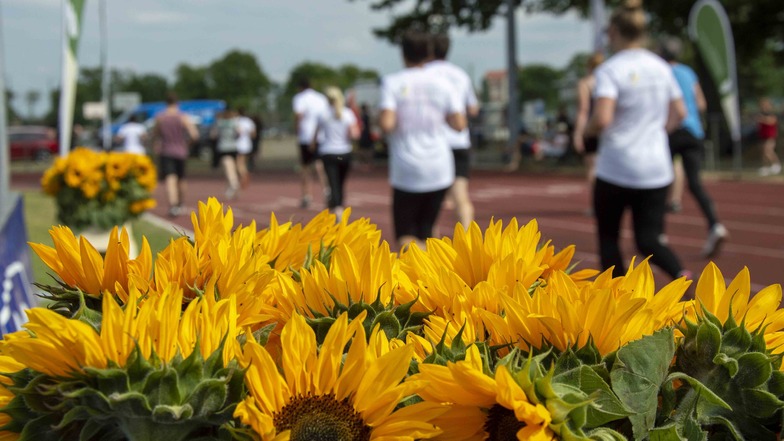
left=0, top=194, right=36, bottom=335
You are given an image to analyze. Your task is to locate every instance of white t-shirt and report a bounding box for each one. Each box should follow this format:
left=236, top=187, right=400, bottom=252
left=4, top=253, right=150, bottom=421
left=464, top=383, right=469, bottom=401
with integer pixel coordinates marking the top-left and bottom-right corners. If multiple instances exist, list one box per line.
left=235, top=116, right=256, bottom=154
left=317, top=106, right=356, bottom=156
left=594, top=48, right=682, bottom=189
left=379, top=67, right=463, bottom=193
left=117, top=122, right=147, bottom=155
left=425, top=60, right=478, bottom=149
left=293, top=88, right=329, bottom=144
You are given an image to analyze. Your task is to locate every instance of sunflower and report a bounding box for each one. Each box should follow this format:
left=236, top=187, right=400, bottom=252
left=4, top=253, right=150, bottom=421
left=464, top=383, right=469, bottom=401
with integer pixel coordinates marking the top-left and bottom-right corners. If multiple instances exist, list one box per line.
left=687, top=263, right=784, bottom=364
left=40, top=165, right=62, bottom=196
left=132, top=154, right=157, bottom=191
left=282, top=241, right=401, bottom=319
left=480, top=259, right=690, bottom=355
left=235, top=311, right=446, bottom=440
left=256, top=209, right=381, bottom=274
left=129, top=198, right=157, bottom=214
left=411, top=345, right=555, bottom=441
left=0, top=355, right=25, bottom=441
left=398, top=219, right=597, bottom=315
left=0, top=282, right=240, bottom=377
left=29, top=225, right=152, bottom=302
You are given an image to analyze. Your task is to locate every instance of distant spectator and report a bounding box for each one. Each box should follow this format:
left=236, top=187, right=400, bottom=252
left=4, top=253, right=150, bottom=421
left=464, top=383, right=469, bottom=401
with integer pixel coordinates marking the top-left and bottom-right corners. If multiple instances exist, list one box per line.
left=211, top=109, right=241, bottom=200
left=153, top=92, right=198, bottom=217
left=585, top=0, right=689, bottom=280
left=248, top=113, right=264, bottom=171
left=426, top=31, right=480, bottom=230
left=115, top=114, right=148, bottom=155
left=659, top=36, right=728, bottom=258
left=379, top=29, right=466, bottom=250
left=572, top=52, right=604, bottom=214
left=358, top=103, right=375, bottom=168
left=313, top=86, right=360, bottom=222
left=235, top=107, right=257, bottom=188
left=293, top=77, right=329, bottom=208
left=757, top=97, right=781, bottom=176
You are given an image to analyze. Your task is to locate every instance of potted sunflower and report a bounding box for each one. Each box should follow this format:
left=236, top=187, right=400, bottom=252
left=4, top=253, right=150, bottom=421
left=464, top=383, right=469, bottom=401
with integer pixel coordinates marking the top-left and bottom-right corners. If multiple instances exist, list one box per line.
left=40, top=147, right=157, bottom=256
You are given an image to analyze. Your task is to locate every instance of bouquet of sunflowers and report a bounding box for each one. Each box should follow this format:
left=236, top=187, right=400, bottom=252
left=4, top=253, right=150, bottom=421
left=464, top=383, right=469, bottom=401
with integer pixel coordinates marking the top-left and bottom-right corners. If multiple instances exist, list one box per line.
left=40, top=147, right=157, bottom=232
left=1, top=198, right=783, bottom=441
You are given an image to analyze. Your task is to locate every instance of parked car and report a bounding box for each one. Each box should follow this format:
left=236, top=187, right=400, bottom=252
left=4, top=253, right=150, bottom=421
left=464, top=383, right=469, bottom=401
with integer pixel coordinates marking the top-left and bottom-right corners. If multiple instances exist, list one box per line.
left=8, top=126, right=58, bottom=161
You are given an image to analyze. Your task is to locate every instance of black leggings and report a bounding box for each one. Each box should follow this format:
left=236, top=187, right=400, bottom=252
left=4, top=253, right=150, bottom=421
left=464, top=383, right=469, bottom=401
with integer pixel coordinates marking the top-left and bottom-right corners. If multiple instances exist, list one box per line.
left=392, top=187, right=448, bottom=241
left=669, top=128, right=719, bottom=229
left=593, top=178, right=683, bottom=279
left=321, top=153, right=352, bottom=208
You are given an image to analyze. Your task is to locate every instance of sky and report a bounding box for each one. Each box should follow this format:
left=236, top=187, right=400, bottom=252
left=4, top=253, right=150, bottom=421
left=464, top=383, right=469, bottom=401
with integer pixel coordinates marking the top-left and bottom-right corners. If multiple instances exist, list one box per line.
left=1, top=0, right=593, bottom=117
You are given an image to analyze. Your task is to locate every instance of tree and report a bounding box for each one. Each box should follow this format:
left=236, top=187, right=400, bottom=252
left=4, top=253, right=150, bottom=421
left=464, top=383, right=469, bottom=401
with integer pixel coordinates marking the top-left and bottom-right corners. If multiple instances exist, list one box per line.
left=351, top=0, right=784, bottom=97
left=24, top=90, right=41, bottom=121
left=518, top=64, right=562, bottom=111
left=122, top=73, right=169, bottom=103
left=173, top=64, right=210, bottom=100
left=205, top=50, right=271, bottom=111
left=5, top=89, right=20, bottom=124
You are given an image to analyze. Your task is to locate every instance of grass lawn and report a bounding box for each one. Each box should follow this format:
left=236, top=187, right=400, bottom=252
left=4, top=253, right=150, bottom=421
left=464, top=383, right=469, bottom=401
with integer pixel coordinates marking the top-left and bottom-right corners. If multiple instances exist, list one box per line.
left=22, top=190, right=181, bottom=284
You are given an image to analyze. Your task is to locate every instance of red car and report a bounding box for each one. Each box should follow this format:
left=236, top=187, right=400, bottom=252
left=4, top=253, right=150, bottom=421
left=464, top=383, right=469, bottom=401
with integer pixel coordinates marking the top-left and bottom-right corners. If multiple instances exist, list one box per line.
left=8, top=126, right=59, bottom=161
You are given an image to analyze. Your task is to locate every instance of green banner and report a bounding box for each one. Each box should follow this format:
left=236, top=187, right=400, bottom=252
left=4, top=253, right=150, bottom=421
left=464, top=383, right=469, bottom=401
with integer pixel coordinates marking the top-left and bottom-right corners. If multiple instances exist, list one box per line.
left=59, top=0, right=87, bottom=154
left=688, top=0, right=740, bottom=144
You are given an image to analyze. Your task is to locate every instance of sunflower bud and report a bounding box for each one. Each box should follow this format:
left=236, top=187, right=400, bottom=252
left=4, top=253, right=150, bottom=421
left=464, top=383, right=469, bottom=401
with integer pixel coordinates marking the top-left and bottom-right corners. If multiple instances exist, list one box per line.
left=671, top=308, right=784, bottom=439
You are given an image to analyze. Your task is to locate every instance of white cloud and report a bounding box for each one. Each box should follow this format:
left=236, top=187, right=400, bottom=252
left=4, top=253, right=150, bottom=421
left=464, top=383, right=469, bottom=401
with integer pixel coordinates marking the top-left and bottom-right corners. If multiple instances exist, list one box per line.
left=128, top=10, right=192, bottom=26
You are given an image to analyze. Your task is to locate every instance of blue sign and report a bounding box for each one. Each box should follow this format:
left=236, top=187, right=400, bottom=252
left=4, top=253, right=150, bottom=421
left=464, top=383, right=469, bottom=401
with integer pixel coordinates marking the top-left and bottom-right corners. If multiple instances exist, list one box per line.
left=0, top=194, right=37, bottom=335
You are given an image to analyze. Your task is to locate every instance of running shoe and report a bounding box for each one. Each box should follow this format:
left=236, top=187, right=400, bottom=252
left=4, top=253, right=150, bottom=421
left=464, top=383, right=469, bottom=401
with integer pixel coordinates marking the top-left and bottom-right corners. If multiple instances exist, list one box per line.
left=701, top=223, right=729, bottom=258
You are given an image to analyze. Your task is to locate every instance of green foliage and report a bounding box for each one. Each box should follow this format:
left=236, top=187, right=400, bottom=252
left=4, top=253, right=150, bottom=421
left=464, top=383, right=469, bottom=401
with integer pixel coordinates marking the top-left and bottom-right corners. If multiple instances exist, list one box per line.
left=305, top=289, right=432, bottom=345
left=0, top=345, right=247, bottom=441
left=519, top=64, right=564, bottom=110
left=609, top=329, right=676, bottom=440
left=502, top=351, right=629, bottom=440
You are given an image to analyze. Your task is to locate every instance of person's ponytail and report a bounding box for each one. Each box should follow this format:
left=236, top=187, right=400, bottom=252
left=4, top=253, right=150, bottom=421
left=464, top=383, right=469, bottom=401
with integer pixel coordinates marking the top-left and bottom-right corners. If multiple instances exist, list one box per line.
left=610, top=0, right=646, bottom=41
left=325, top=86, right=345, bottom=120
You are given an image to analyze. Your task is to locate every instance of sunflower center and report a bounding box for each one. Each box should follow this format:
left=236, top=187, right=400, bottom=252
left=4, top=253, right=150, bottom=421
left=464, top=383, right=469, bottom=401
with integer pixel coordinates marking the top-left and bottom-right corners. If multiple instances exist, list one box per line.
left=273, top=393, right=371, bottom=441
left=484, top=404, right=526, bottom=441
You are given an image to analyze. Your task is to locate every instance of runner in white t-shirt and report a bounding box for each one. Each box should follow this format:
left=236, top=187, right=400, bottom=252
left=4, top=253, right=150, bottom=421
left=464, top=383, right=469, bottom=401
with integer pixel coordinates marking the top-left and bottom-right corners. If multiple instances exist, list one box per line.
left=379, top=30, right=466, bottom=250
left=585, top=1, right=688, bottom=280
left=293, top=80, right=329, bottom=208
left=235, top=108, right=257, bottom=189
left=313, top=87, right=360, bottom=222
left=426, top=32, right=480, bottom=230
left=116, top=115, right=148, bottom=155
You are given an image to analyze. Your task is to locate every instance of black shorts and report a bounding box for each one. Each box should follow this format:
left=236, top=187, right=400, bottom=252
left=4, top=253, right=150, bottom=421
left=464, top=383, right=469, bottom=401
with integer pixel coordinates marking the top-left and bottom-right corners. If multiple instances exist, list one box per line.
left=216, top=151, right=238, bottom=160
left=158, top=156, right=186, bottom=181
left=668, top=128, right=702, bottom=157
left=299, top=143, right=318, bottom=165
left=583, top=137, right=599, bottom=154
left=453, top=149, right=471, bottom=178
left=392, top=187, right=448, bottom=241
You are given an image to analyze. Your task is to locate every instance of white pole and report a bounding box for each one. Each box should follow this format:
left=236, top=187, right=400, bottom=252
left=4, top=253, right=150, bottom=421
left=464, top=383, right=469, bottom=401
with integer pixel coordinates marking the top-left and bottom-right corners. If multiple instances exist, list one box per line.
left=100, top=0, right=111, bottom=150
left=58, top=0, right=71, bottom=155
left=505, top=0, right=519, bottom=153
left=590, top=0, right=606, bottom=53
left=0, top=1, right=9, bottom=212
